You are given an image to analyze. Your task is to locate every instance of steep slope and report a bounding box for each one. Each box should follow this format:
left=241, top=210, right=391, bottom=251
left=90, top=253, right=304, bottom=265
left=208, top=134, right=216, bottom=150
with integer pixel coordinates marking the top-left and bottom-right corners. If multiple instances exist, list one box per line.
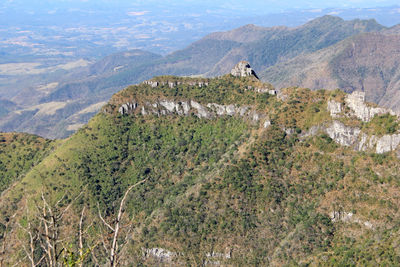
left=155, top=15, right=384, bottom=77
left=154, top=24, right=288, bottom=77
left=0, top=99, right=17, bottom=117
left=0, top=132, right=57, bottom=193
left=261, top=32, right=400, bottom=112
left=208, top=15, right=385, bottom=76
left=2, top=67, right=400, bottom=265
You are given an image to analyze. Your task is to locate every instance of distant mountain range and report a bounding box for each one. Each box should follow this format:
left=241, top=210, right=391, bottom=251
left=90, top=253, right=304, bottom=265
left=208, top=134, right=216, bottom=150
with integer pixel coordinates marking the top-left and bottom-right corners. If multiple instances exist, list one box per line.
left=262, top=31, right=400, bottom=111
left=2, top=15, right=400, bottom=138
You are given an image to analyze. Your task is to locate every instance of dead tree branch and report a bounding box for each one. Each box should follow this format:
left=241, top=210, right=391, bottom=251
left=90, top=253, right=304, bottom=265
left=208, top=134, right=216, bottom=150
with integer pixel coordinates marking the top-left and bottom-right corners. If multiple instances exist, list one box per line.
left=99, top=179, right=147, bottom=266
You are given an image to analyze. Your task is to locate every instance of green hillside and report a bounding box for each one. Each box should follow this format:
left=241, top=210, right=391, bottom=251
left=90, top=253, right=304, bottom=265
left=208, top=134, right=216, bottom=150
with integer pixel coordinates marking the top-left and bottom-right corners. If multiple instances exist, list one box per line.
left=1, top=74, right=400, bottom=265
left=0, top=132, right=57, bottom=194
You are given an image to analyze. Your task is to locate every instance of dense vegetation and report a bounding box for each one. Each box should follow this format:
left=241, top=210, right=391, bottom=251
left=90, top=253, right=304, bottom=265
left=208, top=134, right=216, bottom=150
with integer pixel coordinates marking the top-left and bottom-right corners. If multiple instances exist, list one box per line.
left=1, top=76, right=400, bottom=265
left=0, top=133, right=56, bottom=193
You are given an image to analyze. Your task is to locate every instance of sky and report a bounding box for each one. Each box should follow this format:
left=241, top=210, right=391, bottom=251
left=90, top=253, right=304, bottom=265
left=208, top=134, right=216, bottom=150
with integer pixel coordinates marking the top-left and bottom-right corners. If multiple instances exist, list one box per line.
left=3, top=0, right=400, bottom=13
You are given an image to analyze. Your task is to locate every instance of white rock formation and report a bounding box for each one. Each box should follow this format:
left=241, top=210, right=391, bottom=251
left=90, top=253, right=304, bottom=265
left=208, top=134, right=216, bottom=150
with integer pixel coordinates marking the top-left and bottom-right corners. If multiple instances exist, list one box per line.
left=322, top=121, right=400, bottom=154
left=207, top=103, right=230, bottom=116
left=330, top=211, right=374, bottom=229
left=230, top=61, right=259, bottom=79
left=326, top=121, right=361, bottom=147
left=376, top=134, right=400, bottom=153
left=143, top=248, right=176, bottom=262
left=118, top=102, right=137, bottom=115
left=323, top=95, right=400, bottom=154
left=118, top=99, right=261, bottom=122
left=327, top=100, right=342, bottom=118
left=191, top=100, right=212, bottom=119
left=143, top=79, right=209, bottom=89
left=345, top=91, right=394, bottom=122
left=159, top=100, right=178, bottom=113
left=181, top=101, right=190, bottom=115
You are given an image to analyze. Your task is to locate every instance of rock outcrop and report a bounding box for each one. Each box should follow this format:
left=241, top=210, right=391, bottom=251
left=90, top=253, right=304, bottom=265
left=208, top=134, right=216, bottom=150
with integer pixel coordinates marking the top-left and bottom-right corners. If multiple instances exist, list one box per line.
left=330, top=211, right=373, bottom=229
left=327, top=100, right=342, bottom=118
left=326, top=121, right=361, bottom=147
left=323, top=120, right=400, bottom=154
left=118, top=100, right=262, bottom=122
left=143, top=80, right=209, bottom=88
left=143, top=248, right=176, bottom=263
left=230, top=61, right=259, bottom=79
left=321, top=91, right=400, bottom=154
left=345, top=91, right=395, bottom=122
left=118, top=102, right=137, bottom=115
left=376, top=134, right=400, bottom=153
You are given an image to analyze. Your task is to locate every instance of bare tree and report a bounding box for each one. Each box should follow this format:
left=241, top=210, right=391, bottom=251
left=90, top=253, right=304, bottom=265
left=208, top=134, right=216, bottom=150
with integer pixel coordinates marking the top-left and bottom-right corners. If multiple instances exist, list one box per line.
left=17, top=221, right=45, bottom=267
left=78, top=207, right=85, bottom=267
left=75, top=206, right=97, bottom=267
left=17, top=191, right=83, bottom=267
left=98, top=179, right=147, bottom=266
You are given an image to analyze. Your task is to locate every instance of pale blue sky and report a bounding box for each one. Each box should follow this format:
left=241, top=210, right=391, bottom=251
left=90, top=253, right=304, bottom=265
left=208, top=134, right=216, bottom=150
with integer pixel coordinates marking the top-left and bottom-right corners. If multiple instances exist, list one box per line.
left=3, top=0, right=400, bottom=13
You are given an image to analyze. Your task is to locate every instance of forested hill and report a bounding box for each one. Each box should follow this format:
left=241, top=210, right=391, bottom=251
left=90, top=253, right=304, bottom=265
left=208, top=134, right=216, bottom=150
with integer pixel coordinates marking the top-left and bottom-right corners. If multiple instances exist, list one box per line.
left=1, top=64, right=400, bottom=265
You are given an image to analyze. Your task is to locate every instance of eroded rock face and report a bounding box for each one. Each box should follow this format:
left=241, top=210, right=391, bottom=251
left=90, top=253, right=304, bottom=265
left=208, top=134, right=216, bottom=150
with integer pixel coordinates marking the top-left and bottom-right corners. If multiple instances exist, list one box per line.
left=321, top=120, right=400, bottom=154
left=326, top=121, right=361, bottom=147
left=143, top=80, right=209, bottom=88
left=143, top=248, right=176, bottom=263
left=118, top=100, right=262, bottom=122
left=159, top=100, right=180, bottom=114
left=191, top=100, right=211, bottom=119
left=376, top=134, right=400, bottom=153
left=327, top=100, right=342, bottom=118
left=322, top=94, right=400, bottom=154
left=230, top=61, right=259, bottom=79
left=118, top=102, right=137, bottom=115
left=345, top=91, right=394, bottom=122
left=143, top=247, right=232, bottom=265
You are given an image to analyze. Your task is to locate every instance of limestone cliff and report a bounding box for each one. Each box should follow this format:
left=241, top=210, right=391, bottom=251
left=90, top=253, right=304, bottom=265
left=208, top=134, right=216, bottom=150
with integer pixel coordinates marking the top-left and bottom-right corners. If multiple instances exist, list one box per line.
left=325, top=91, right=400, bottom=154
left=230, top=61, right=259, bottom=79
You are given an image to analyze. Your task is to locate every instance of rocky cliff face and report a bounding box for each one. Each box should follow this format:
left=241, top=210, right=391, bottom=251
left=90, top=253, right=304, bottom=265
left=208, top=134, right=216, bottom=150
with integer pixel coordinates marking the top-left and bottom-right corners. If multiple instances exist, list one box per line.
left=324, top=91, right=400, bottom=154
left=118, top=99, right=263, bottom=123
left=119, top=77, right=400, bottom=155
left=230, top=61, right=259, bottom=79
left=115, top=62, right=279, bottom=125
left=344, top=91, right=395, bottom=122
left=326, top=121, right=361, bottom=147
